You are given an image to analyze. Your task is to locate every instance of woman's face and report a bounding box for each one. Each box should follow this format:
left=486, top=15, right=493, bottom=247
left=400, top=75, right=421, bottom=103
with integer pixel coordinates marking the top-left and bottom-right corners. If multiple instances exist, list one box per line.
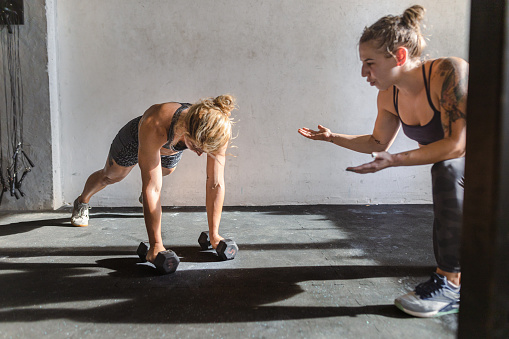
left=184, top=135, right=204, bottom=156
left=359, top=41, right=398, bottom=91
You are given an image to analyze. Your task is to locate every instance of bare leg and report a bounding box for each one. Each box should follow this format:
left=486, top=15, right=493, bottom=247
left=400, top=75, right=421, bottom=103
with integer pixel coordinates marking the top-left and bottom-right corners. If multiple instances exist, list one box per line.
left=161, top=167, right=176, bottom=177
left=78, top=155, right=135, bottom=204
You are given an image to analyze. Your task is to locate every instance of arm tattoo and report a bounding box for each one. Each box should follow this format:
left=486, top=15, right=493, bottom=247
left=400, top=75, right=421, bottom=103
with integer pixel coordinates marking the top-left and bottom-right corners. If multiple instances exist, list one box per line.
left=438, top=59, right=468, bottom=136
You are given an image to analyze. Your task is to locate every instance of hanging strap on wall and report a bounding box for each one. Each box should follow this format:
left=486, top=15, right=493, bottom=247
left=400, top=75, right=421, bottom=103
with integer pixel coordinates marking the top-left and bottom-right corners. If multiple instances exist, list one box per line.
left=1, top=2, right=33, bottom=206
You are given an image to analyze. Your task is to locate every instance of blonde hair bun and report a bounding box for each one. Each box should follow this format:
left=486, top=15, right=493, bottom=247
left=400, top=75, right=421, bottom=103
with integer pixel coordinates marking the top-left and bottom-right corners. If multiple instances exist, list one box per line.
left=213, top=95, right=236, bottom=117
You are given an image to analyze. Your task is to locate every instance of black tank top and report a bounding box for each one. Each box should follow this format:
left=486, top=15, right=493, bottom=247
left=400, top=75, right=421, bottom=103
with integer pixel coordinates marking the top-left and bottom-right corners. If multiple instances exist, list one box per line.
left=393, top=60, right=444, bottom=145
left=162, top=103, right=191, bottom=151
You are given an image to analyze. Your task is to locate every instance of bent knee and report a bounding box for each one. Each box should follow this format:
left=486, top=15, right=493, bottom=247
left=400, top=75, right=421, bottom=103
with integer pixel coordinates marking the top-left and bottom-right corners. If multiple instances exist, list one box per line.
left=162, top=167, right=176, bottom=176
left=101, top=168, right=130, bottom=185
left=102, top=174, right=124, bottom=185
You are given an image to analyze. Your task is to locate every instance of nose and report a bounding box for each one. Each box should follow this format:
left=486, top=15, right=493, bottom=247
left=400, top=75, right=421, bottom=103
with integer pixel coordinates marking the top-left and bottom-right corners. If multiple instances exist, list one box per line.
left=361, top=65, right=368, bottom=78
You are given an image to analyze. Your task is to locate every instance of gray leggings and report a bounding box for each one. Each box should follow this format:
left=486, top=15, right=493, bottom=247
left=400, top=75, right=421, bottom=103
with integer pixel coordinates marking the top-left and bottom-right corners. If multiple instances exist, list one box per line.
left=108, top=116, right=182, bottom=169
left=431, top=157, right=465, bottom=273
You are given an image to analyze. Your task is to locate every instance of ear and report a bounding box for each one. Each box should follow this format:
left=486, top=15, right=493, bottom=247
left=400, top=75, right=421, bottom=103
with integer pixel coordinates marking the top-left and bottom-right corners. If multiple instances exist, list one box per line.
left=394, top=47, right=408, bottom=66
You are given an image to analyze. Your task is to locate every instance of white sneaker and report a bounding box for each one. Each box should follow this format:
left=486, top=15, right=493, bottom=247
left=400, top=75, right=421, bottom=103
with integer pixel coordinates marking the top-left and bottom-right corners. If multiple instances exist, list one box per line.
left=71, top=197, right=90, bottom=227
left=395, top=273, right=460, bottom=317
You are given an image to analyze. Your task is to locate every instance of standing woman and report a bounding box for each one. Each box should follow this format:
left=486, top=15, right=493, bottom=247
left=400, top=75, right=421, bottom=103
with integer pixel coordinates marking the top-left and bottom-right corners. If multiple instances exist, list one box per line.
left=299, top=5, right=467, bottom=318
left=71, top=95, right=236, bottom=263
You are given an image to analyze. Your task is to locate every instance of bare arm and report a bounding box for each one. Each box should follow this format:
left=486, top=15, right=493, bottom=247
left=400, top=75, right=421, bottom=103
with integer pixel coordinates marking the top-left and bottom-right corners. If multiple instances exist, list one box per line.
left=205, top=144, right=227, bottom=249
left=138, top=108, right=167, bottom=261
left=298, top=93, right=401, bottom=154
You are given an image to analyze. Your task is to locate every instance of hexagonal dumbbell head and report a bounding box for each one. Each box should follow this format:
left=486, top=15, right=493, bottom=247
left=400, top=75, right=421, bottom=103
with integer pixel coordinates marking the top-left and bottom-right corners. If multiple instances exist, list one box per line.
left=216, top=239, right=238, bottom=260
left=154, top=250, right=180, bottom=274
left=198, top=231, right=212, bottom=250
left=137, top=242, right=150, bottom=262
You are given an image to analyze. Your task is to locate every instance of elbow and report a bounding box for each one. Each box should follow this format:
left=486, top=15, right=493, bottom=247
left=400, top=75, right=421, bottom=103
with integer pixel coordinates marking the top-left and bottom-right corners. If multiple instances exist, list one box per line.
left=446, top=139, right=466, bottom=160
left=451, top=147, right=466, bottom=159
left=373, top=144, right=391, bottom=153
left=370, top=136, right=393, bottom=153
left=207, top=178, right=225, bottom=192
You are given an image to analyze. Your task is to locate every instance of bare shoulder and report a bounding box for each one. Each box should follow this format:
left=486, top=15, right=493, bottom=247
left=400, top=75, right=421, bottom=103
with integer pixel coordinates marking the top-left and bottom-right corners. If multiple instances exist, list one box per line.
left=159, top=102, right=184, bottom=114
left=433, top=57, right=468, bottom=74
left=140, top=102, right=181, bottom=128
left=424, top=57, right=469, bottom=108
left=429, top=58, right=469, bottom=86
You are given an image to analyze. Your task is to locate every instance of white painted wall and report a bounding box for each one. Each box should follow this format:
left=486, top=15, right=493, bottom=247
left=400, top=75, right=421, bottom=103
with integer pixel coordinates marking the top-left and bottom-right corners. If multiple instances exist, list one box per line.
left=55, top=0, right=470, bottom=207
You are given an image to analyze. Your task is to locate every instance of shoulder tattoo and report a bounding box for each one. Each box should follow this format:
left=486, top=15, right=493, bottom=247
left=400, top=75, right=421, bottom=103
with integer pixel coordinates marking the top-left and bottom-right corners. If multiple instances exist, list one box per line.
left=438, top=59, right=468, bottom=136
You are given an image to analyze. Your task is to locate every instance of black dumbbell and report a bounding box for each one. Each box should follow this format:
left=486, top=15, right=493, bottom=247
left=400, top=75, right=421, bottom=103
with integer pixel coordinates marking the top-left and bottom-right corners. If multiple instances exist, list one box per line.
left=136, top=242, right=180, bottom=274
left=197, top=231, right=239, bottom=260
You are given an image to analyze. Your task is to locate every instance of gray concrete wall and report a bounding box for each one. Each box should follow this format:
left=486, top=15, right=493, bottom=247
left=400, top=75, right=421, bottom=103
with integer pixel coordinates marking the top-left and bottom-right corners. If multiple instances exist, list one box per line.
left=2, top=0, right=471, bottom=210
left=55, top=0, right=470, bottom=208
left=0, top=0, right=53, bottom=211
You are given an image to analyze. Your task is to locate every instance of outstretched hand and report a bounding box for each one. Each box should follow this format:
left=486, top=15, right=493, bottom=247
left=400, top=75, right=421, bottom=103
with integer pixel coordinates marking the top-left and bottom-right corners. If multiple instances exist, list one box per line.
left=346, top=151, right=394, bottom=174
left=298, top=125, right=332, bottom=142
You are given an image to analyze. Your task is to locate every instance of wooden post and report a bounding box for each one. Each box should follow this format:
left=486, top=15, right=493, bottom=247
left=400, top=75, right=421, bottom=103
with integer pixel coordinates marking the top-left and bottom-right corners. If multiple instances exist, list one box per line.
left=459, top=0, right=509, bottom=338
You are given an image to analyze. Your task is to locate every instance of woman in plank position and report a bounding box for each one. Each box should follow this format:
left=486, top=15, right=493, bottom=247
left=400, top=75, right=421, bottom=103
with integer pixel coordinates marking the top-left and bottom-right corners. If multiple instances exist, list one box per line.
left=71, top=95, right=235, bottom=263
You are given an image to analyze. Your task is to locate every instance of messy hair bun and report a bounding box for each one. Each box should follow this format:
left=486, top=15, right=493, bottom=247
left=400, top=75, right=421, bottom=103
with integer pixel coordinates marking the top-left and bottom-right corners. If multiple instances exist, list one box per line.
left=401, top=5, right=425, bottom=30
left=184, top=94, right=236, bottom=154
left=360, top=5, right=427, bottom=59
left=213, top=95, right=236, bottom=117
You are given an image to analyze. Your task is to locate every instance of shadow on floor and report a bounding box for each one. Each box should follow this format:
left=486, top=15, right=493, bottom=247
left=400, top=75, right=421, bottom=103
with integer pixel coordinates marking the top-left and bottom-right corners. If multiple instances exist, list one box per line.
left=0, top=205, right=442, bottom=325
left=0, top=213, right=144, bottom=236
left=0, top=254, right=429, bottom=323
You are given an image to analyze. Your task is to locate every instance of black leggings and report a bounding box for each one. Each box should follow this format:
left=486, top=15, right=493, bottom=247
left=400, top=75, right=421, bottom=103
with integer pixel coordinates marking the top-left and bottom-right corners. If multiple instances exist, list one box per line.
left=431, top=158, right=465, bottom=273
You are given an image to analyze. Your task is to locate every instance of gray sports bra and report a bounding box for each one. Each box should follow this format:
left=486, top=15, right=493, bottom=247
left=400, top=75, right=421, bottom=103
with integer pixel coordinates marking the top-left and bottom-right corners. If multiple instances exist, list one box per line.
left=162, top=103, right=191, bottom=151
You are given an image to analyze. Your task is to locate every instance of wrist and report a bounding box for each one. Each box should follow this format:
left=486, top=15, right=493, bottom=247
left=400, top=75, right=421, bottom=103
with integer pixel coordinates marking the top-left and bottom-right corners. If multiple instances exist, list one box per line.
left=149, top=240, right=164, bottom=249
left=391, top=152, right=403, bottom=167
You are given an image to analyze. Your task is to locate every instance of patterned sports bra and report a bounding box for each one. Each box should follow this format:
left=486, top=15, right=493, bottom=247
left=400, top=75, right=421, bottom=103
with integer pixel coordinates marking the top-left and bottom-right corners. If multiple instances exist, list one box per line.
left=162, top=103, right=191, bottom=151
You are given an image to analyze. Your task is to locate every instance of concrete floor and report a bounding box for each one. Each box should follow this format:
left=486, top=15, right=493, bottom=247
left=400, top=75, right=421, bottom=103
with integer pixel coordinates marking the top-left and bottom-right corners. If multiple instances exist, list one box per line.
left=0, top=205, right=458, bottom=338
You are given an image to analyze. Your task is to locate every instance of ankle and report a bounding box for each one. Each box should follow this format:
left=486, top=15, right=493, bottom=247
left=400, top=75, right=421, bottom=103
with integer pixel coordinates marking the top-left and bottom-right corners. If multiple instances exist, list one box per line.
left=436, top=268, right=461, bottom=286
left=77, top=196, right=89, bottom=204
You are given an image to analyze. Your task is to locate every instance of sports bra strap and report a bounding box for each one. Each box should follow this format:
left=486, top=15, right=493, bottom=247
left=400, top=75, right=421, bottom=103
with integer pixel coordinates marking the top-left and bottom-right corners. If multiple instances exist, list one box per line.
left=422, top=60, right=441, bottom=114
left=393, top=86, right=400, bottom=115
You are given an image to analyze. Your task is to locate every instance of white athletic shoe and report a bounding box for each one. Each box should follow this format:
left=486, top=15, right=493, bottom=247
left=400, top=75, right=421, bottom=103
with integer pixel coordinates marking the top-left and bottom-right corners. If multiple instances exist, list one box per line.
left=71, top=197, right=90, bottom=227
left=395, top=273, right=460, bottom=317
